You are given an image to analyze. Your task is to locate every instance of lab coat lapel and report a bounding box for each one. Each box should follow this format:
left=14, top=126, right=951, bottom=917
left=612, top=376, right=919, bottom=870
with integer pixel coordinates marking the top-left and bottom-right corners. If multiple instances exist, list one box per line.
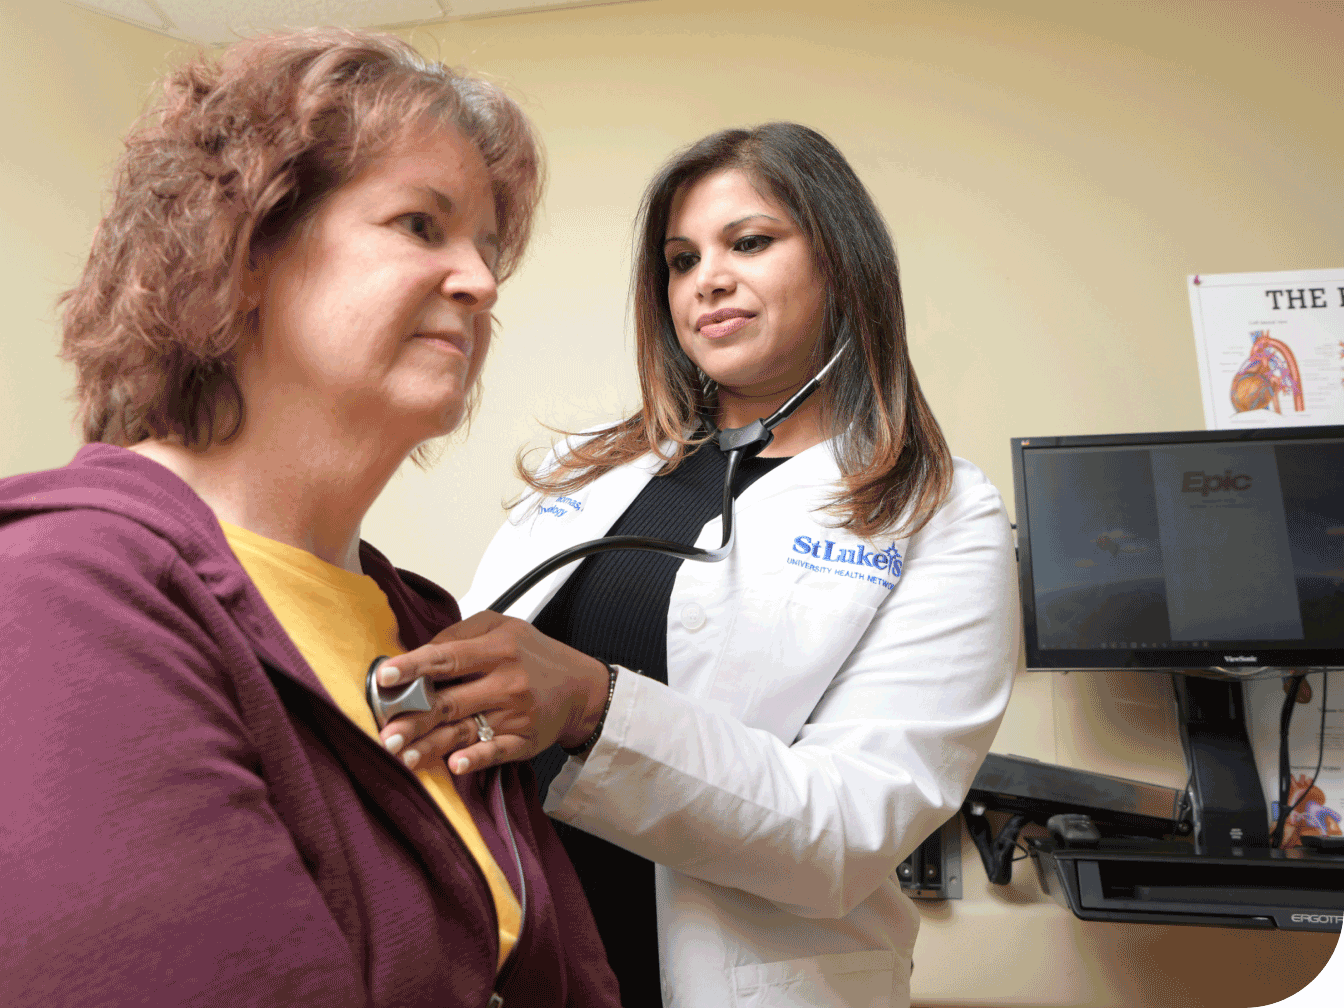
left=493, top=448, right=665, bottom=623
left=723, top=437, right=841, bottom=519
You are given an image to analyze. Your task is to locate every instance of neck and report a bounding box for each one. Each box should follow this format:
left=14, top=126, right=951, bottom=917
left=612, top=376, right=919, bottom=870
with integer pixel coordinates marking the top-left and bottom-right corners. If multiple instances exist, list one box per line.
left=715, top=381, right=827, bottom=458
left=129, top=404, right=419, bottom=574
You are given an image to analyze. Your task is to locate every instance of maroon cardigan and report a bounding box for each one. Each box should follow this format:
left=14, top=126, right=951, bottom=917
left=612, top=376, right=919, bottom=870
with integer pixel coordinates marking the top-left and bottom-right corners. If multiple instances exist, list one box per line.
left=0, top=444, right=621, bottom=1008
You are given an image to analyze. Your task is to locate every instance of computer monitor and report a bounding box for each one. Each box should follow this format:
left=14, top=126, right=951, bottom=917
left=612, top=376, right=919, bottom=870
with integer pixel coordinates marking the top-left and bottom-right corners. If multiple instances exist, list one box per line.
left=1010, top=424, right=1344, bottom=672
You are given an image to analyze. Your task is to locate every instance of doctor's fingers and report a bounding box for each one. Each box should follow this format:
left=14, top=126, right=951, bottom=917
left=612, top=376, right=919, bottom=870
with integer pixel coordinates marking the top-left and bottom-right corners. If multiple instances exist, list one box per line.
left=447, top=729, right=535, bottom=775
left=375, top=614, right=532, bottom=688
left=387, top=709, right=540, bottom=776
left=383, top=707, right=531, bottom=771
left=377, top=665, right=532, bottom=750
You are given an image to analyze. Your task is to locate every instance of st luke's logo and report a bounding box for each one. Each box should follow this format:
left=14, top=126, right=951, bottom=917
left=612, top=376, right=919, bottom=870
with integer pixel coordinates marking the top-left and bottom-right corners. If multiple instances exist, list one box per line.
left=792, top=535, right=903, bottom=576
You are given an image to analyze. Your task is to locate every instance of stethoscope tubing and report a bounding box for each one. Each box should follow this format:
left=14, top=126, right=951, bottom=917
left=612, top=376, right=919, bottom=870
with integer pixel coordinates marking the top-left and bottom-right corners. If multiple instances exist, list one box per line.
left=483, top=444, right=745, bottom=615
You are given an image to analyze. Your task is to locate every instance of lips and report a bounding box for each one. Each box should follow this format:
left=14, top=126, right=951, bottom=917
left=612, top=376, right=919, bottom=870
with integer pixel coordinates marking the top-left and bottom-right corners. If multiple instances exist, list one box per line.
left=413, top=331, right=471, bottom=358
left=695, top=308, right=756, bottom=339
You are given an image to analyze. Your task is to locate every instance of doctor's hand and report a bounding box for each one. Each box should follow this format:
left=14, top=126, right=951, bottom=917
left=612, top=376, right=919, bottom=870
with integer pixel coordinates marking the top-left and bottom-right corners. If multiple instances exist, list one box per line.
left=373, top=612, right=612, bottom=776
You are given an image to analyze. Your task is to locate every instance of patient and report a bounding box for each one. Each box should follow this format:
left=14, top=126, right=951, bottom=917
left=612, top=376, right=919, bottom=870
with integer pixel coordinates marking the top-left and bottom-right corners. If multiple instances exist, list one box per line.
left=0, top=27, right=619, bottom=1008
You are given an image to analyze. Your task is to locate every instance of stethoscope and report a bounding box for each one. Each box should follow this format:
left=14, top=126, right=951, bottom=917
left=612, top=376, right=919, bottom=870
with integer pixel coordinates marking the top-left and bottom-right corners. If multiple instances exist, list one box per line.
left=366, top=339, right=852, bottom=730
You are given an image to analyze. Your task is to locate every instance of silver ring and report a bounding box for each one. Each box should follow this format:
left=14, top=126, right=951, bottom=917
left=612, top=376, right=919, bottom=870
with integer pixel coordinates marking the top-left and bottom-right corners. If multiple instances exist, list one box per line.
left=473, top=712, right=494, bottom=743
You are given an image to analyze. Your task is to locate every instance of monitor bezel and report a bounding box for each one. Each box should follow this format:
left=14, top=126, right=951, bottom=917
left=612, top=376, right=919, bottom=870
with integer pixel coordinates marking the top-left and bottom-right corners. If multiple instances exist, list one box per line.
left=1010, top=423, right=1344, bottom=673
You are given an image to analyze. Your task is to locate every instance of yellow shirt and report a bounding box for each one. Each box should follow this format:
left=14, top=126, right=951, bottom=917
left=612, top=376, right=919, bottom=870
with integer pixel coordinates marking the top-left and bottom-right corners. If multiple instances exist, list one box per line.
left=221, top=522, right=520, bottom=969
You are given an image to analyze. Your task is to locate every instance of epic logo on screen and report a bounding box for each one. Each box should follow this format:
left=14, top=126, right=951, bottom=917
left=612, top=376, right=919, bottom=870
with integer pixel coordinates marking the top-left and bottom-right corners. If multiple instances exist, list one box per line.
left=1181, top=470, right=1253, bottom=496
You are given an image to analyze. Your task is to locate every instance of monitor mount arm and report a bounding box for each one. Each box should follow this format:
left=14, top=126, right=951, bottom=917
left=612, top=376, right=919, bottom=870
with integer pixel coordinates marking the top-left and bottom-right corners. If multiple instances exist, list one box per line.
left=1171, top=673, right=1272, bottom=855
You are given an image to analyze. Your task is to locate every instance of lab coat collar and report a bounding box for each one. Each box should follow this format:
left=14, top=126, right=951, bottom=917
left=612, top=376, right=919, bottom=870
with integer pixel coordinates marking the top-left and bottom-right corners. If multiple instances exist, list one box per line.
left=605, top=433, right=842, bottom=521
left=484, top=434, right=843, bottom=623
left=729, top=435, right=840, bottom=515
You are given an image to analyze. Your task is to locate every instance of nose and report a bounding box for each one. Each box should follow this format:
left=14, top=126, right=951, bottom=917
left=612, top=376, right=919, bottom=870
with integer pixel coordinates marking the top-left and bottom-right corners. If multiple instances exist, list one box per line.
left=440, top=242, right=498, bottom=314
left=693, top=249, right=735, bottom=300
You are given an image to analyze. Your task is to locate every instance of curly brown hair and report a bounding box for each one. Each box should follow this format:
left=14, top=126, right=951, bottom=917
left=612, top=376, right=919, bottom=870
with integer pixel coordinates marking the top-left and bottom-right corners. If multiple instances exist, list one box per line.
left=59, top=27, right=542, bottom=453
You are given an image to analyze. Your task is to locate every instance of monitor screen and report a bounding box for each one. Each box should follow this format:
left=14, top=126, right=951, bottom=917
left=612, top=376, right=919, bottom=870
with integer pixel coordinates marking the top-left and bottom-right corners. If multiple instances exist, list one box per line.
left=1011, top=424, right=1344, bottom=671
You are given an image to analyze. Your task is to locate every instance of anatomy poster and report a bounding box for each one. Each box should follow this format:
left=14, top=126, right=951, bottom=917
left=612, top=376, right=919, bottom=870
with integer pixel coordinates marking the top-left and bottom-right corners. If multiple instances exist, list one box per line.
left=1189, top=268, right=1344, bottom=430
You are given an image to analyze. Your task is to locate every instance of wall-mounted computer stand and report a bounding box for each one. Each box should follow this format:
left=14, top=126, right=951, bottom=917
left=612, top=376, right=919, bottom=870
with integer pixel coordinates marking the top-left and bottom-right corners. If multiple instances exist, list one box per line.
left=961, top=670, right=1343, bottom=933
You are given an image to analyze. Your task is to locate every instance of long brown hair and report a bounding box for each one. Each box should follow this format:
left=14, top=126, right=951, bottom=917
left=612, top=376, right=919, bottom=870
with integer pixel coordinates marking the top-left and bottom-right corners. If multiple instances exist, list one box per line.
left=59, top=27, right=542, bottom=459
left=522, top=122, right=951, bottom=539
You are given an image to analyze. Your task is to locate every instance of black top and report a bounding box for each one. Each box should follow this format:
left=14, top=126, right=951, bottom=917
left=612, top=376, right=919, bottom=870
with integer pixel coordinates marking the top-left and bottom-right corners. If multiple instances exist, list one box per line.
left=530, top=444, right=790, bottom=1008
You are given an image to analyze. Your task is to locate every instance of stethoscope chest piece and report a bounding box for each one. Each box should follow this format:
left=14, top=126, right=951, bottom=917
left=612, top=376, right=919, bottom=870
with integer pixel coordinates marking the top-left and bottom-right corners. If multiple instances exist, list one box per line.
left=366, top=656, right=436, bottom=730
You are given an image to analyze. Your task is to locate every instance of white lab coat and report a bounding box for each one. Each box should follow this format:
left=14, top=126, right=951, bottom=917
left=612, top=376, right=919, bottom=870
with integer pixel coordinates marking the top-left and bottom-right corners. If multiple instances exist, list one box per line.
left=460, top=435, right=1020, bottom=1008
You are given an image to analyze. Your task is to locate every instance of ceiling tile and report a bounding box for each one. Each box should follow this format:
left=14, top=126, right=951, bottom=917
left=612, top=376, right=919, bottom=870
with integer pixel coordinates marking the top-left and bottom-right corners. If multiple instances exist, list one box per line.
left=64, top=0, right=171, bottom=32
left=160, top=1, right=448, bottom=45
left=65, top=0, right=644, bottom=45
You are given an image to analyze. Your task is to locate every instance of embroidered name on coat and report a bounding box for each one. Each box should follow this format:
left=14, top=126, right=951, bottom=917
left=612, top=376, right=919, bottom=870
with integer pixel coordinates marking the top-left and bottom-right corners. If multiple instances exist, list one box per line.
left=538, top=496, right=583, bottom=518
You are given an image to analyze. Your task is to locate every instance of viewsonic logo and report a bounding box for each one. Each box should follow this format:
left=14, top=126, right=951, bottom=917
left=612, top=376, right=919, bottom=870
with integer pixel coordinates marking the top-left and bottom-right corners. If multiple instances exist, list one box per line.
left=1224, top=655, right=1259, bottom=663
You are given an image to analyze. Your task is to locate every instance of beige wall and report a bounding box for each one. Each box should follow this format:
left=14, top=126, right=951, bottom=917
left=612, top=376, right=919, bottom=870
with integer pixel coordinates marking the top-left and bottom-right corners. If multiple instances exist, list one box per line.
left=4, top=1, right=1341, bottom=1005
left=0, top=2, right=201, bottom=475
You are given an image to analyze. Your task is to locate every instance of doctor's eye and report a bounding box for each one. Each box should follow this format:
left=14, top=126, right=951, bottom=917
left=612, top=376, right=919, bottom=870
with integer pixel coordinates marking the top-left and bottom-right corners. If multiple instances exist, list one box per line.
left=733, top=234, right=774, bottom=255
left=668, top=251, right=699, bottom=274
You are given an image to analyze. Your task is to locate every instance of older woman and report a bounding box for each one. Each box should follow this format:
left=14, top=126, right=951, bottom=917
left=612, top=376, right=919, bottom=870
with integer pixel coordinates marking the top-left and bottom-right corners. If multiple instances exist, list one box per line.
left=0, top=29, right=619, bottom=1008
left=376, top=123, right=1020, bottom=1007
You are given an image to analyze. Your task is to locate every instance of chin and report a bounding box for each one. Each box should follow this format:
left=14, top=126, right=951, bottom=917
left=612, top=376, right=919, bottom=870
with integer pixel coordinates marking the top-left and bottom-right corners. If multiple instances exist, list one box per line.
left=429, top=404, right=467, bottom=439
left=691, top=348, right=772, bottom=388
left=692, top=356, right=749, bottom=387
left=704, top=368, right=775, bottom=393
left=391, top=395, right=467, bottom=444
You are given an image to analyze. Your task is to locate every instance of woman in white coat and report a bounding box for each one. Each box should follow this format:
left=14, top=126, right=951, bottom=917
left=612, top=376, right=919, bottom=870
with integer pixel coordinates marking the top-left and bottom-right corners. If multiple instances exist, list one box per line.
left=374, top=122, right=1020, bottom=1007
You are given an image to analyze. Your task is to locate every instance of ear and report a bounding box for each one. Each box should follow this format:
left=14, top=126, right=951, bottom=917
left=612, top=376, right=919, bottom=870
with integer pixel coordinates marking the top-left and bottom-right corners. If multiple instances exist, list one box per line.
left=239, top=250, right=265, bottom=312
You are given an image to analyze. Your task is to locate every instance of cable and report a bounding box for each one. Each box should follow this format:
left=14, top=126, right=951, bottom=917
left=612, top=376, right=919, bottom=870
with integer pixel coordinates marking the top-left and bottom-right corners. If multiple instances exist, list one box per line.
left=1302, top=670, right=1330, bottom=803
left=1270, top=675, right=1305, bottom=848
left=1171, top=766, right=1194, bottom=829
left=1270, top=671, right=1329, bottom=849
left=964, top=808, right=1028, bottom=885
left=1276, top=671, right=1329, bottom=848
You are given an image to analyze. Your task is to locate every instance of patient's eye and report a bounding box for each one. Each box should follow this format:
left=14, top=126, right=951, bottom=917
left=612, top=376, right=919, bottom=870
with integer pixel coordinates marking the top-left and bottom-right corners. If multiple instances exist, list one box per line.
left=400, top=212, right=442, bottom=243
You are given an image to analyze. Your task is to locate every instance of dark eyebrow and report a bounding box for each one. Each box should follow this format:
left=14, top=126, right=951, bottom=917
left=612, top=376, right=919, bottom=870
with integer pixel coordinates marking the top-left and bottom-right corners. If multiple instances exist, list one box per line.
left=664, top=213, right=783, bottom=246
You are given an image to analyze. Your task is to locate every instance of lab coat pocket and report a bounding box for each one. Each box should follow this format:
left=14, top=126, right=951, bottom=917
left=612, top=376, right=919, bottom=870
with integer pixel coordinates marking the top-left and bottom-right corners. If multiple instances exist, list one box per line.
left=743, top=582, right=878, bottom=737
left=778, top=581, right=877, bottom=675
left=730, top=949, right=897, bottom=1007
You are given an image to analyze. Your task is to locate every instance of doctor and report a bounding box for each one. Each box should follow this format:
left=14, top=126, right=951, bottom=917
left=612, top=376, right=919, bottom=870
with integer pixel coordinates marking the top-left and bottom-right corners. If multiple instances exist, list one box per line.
left=375, top=122, right=1020, bottom=1007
